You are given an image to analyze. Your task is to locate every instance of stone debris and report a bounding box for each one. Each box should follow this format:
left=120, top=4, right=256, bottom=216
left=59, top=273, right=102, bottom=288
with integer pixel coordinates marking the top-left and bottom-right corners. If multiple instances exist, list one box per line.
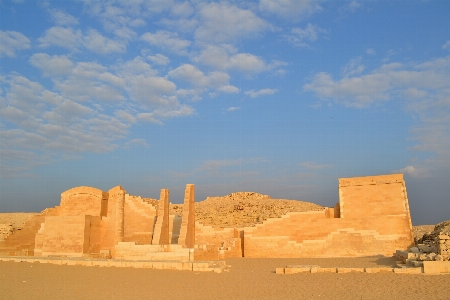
left=394, top=221, right=450, bottom=274
left=170, top=192, right=324, bottom=228
left=0, top=213, right=37, bottom=242
left=0, top=224, right=14, bottom=242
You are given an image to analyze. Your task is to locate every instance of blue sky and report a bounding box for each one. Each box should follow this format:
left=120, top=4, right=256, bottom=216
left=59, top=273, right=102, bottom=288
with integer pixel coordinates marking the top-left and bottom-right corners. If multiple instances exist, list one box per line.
left=0, top=0, right=449, bottom=225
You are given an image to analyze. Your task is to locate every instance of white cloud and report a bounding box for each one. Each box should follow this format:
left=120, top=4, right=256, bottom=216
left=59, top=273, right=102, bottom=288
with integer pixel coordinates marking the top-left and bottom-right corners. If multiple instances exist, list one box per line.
left=38, top=27, right=127, bottom=53
left=194, top=45, right=267, bottom=74
left=137, top=105, right=194, bottom=124
left=38, top=26, right=82, bottom=49
left=195, top=2, right=268, bottom=43
left=393, top=166, right=430, bottom=179
left=245, top=88, right=278, bottom=98
left=29, top=53, right=73, bottom=77
left=341, top=57, right=365, bottom=77
left=171, top=1, right=194, bottom=18
left=125, top=75, right=177, bottom=107
left=169, top=64, right=209, bottom=87
left=228, top=53, right=266, bottom=73
left=366, top=48, right=376, bottom=55
left=49, top=9, right=78, bottom=26
left=42, top=100, right=93, bottom=125
left=0, top=30, right=31, bottom=57
left=5, top=76, right=45, bottom=116
left=306, top=56, right=450, bottom=178
left=83, top=29, right=126, bottom=54
left=169, top=64, right=236, bottom=96
left=443, top=40, right=450, bottom=50
left=299, top=161, right=332, bottom=170
left=219, top=85, right=240, bottom=93
left=226, top=106, right=241, bottom=112
left=286, top=23, right=326, bottom=48
left=304, top=57, right=450, bottom=108
left=158, top=18, right=199, bottom=34
left=115, top=110, right=136, bottom=124
left=141, top=30, right=190, bottom=55
left=123, top=139, right=149, bottom=149
left=113, top=27, right=137, bottom=40
left=147, top=54, right=170, bottom=65
left=259, top=0, right=321, bottom=20
left=54, top=62, right=126, bottom=103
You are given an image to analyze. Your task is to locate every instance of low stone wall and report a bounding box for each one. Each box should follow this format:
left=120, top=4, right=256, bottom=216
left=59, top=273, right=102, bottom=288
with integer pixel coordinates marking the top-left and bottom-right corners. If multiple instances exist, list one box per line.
left=276, top=262, right=450, bottom=274
left=0, top=256, right=226, bottom=272
left=114, top=242, right=192, bottom=261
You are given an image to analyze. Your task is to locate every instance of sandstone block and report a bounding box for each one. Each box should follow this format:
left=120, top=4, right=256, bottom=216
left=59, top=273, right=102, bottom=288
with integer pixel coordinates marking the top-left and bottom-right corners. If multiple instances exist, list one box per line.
left=337, top=268, right=351, bottom=273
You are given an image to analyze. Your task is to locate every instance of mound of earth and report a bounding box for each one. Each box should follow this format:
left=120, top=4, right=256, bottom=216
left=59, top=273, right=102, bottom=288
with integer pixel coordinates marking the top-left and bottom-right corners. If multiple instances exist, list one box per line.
left=170, top=192, right=325, bottom=228
left=0, top=213, right=37, bottom=241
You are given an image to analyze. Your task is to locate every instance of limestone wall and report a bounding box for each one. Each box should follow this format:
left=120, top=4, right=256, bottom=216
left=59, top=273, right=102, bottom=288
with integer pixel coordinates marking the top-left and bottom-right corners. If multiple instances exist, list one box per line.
left=0, top=206, right=60, bottom=256
left=34, top=215, right=92, bottom=257
left=123, top=195, right=157, bottom=245
left=60, top=186, right=108, bottom=216
left=243, top=174, right=414, bottom=258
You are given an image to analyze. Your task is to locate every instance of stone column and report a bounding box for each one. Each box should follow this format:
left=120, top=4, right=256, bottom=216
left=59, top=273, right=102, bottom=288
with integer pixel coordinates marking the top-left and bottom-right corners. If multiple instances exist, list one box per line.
left=152, top=189, right=170, bottom=245
left=178, top=184, right=195, bottom=248
left=114, top=187, right=125, bottom=244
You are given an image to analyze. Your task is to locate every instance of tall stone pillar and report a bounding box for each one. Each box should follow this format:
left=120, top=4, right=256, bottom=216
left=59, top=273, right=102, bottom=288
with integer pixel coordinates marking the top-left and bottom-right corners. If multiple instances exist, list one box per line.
left=152, top=189, right=170, bottom=245
left=178, top=184, right=195, bottom=248
left=114, top=187, right=125, bottom=244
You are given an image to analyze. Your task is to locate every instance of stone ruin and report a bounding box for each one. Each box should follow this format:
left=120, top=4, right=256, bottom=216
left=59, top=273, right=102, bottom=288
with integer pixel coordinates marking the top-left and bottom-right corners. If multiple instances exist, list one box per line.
left=0, top=174, right=415, bottom=263
left=393, top=221, right=450, bottom=274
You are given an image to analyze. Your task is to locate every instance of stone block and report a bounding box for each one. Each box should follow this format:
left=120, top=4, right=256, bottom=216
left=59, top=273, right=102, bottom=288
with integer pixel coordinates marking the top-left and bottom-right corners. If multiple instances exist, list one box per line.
left=422, top=261, right=450, bottom=274
left=284, top=267, right=310, bottom=274
left=316, top=268, right=337, bottom=273
left=337, top=268, right=351, bottom=273
left=369, top=267, right=393, bottom=273
left=394, top=267, right=422, bottom=274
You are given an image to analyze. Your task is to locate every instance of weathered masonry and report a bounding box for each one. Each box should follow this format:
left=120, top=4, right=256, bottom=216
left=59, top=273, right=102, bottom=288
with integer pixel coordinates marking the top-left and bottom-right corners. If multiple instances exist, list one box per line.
left=0, top=174, right=414, bottom=260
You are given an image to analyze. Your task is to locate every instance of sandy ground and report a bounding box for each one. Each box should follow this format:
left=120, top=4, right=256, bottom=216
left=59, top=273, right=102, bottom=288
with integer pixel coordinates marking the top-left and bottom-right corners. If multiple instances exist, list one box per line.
left=1, top=257, right=449, bottom=300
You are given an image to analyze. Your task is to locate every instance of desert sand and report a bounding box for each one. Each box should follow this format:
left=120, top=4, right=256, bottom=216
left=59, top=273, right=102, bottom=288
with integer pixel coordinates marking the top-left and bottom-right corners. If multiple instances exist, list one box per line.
left=1, top=256, right=449, bottom=300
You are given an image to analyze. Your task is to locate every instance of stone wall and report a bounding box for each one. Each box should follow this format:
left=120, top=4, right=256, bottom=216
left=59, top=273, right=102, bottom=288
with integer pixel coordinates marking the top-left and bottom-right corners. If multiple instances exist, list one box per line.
left=123, top=195, right=157, bottom=244
left=34, top=215, right=93, bottom=257
left=0, top=207, right=60, bottom=256
left=0, top=174, right=415, bottom=260
left=243, top=174, right=414, bottom=257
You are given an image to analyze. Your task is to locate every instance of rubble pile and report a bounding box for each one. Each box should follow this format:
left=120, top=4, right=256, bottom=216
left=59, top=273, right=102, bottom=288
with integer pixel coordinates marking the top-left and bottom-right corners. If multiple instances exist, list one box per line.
left=417, top=220, right=450, bottom=255
left=0, top=213, right=36, bottom=242
left=170, top=192, right=324, bottom=228
left=396, top=220, right=450, bottom=268
left=0, top=224, right=14, bottom=242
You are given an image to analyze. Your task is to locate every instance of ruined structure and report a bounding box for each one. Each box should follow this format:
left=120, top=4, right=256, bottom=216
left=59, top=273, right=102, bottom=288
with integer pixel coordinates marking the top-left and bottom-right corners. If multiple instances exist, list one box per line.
left=0, top=174, right=414, bottom=260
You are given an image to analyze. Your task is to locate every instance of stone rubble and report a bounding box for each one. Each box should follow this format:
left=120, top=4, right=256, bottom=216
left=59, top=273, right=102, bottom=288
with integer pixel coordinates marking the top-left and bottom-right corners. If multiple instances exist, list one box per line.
left=395, top=220, right=450, bottom=273
left=170, top=192, right=324, bottom=228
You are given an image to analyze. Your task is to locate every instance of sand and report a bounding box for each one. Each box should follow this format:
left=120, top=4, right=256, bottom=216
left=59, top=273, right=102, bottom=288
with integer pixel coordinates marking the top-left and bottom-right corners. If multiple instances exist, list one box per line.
left=1, top=257, right=449, bottom=300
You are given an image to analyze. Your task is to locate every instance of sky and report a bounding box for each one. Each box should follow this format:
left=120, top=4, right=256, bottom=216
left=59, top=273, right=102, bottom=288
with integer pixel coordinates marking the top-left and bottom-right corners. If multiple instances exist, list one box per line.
left=0, top=0, right=449, bottom=225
